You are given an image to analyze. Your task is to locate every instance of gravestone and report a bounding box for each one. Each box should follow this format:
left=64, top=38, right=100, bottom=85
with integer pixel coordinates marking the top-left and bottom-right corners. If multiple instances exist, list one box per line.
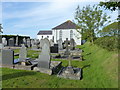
left=26, top=38, right=31, bottom=47
left=57, top=54, right=81, bottom=80
left=31, top=39, right=34, bottom=47
left=70, top=38, right=75, bottom=50
left=50, top=39, right=54, bottom=46
left=0, top=43, right=4, bottom=49
left=8, top=38, right=14, bottom=46
left=2, top=49, right=14, bottom=65
left=19, top=44, right=27, bottom=61
left=31, top=39, right=38, bottom=49
left=39, top=39, right=44, bottom=49
left=15, top=36, right=19, bottom=46
left=44, top=38, right=50, bottom=47
left=23, top=38, right=26, bottom=45
left=38, top=43, right=50, bottom=69
left=50, top=44, right=58, bottom=53
left=58, top=38, right=63, bottom=50
left=2, top=37, right=7, bottom=46
left=64, top=38, right=70, bottom=55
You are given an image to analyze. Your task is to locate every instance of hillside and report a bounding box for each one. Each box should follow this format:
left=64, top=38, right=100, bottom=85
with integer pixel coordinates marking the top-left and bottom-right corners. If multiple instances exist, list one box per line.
left=1, top=42, right=118, bottom=88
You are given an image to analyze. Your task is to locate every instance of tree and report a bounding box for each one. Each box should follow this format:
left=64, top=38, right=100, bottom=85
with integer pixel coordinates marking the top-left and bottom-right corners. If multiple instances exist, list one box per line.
left=99, top=0, right=120, bottom=21
left=99, top=1, right=119, bottom=11
left=99, top=22, right=119, bottom=37
left=0, top=24, right=3, bottom=33
left=75, top=5, right=110, bottom=44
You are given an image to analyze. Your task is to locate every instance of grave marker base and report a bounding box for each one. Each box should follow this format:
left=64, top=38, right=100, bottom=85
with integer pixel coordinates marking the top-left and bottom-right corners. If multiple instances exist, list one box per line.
left=57, top=67, right=82, bottom=80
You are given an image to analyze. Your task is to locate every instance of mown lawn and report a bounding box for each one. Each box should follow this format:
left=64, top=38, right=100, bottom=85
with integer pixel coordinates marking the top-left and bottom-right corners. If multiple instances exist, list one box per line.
left=1, top=42, right=118, bottom=88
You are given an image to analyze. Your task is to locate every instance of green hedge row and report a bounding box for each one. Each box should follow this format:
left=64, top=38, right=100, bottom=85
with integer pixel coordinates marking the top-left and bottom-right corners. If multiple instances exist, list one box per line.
left=94, top=36, right=119, bottom=51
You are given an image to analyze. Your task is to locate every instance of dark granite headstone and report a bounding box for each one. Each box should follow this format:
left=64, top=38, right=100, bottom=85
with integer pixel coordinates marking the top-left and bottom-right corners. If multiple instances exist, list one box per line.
left=2, top=49, right=14, bottom=65
left=38, top=43, right=50, bottom=69
left=50, top=46, right=58, bottom=53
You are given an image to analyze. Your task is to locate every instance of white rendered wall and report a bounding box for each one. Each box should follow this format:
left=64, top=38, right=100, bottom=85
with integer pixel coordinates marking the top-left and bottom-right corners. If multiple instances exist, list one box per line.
left=52, top=29, right=81, bottom=45
left=37, top=35, right=53, bottom=41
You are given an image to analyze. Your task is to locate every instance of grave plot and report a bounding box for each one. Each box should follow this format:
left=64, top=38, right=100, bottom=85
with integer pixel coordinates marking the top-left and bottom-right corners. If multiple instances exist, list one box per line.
left=57, top=54, right=82, bottom=80
left=51, top=38, right=83, bottom=61
left=32, top=38, right=62, bottom=75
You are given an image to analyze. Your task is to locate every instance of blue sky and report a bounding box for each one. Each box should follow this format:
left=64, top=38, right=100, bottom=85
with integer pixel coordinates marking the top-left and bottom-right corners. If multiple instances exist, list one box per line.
left=1, top=0, right=118, bottom=38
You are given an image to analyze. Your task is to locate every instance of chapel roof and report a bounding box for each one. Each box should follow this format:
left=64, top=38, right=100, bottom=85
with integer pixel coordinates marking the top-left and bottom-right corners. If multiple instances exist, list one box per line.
left=37, top=30, right=52, bottom=35
left=52, top=20, right=77, bottom=30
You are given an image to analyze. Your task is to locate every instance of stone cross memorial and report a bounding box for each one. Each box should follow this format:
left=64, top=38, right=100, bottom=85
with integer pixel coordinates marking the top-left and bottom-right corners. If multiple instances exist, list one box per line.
left=19, top=44, right=27, bottom=62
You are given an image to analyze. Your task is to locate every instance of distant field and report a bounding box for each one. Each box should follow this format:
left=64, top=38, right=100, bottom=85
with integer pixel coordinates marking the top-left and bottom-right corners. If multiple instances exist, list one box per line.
left=1, top=42, right=118, bottom=88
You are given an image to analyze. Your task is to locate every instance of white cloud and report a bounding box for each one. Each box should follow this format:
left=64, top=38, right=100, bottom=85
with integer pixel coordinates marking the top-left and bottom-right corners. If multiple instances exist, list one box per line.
left=2, top=1, right=117, bottom=38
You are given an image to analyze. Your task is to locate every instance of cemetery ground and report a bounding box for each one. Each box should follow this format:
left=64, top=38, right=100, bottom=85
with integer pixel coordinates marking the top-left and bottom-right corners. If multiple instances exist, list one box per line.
left=1, top=42, right=118, bottom=88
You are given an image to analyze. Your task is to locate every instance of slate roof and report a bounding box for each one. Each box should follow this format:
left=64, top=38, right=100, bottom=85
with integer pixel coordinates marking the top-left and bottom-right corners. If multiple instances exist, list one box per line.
left=37, top=30, right=52, bottom=35
left=52, top=20, right=77, bottom=30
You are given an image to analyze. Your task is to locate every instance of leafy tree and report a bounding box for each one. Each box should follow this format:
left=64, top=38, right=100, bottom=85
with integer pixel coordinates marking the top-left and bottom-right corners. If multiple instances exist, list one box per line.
left=99, top=0, right=120, bottom=11
left=75, top=5, right=110, bottom=44
left=99, top=22, right=119, bottom=37
left=99, top=0, right=120, bottom=21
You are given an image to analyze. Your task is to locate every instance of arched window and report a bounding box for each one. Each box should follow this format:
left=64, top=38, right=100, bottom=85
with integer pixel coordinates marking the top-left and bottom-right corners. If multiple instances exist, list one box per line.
left=70, top=30, right=73, bottom=39
left=59, top=30, right=62, bottom=39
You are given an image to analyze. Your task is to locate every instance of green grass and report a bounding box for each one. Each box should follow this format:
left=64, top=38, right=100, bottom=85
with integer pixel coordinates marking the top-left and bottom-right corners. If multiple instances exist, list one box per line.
left=1, top=42, right=118, bottom=88
left=14, top=49, right=40, bottom=59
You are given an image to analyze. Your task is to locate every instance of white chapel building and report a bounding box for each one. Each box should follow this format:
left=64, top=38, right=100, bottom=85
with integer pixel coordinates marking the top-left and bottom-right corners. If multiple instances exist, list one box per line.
left=37, top=20, right=81, bottom=45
